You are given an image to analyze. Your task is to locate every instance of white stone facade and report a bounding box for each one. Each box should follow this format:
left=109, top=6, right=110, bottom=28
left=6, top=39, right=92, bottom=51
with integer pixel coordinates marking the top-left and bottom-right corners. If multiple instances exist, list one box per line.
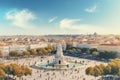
left=55, top=44, right=67, bottom=65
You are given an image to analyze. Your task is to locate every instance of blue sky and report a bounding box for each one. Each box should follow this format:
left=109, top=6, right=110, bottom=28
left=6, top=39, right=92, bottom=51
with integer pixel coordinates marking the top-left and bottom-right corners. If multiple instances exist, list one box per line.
left=0, top=0, right=120, bottom=35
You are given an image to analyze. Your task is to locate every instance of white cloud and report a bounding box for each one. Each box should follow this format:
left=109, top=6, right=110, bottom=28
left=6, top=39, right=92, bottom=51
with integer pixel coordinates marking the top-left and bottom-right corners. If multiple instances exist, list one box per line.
left=49, top=17, right=57, bottom=23
left=60, top=18, right=81, bottom=29
left=59, top=18, right=104, bottom=34
left=85, top=5, right=97, bottom=13
left=6, top=9, right=36, bottom=29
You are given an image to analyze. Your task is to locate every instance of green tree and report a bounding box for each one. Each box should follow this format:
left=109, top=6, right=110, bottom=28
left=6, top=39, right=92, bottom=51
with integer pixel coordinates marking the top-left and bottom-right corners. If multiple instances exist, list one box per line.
left=40, top=48, right=48, bottom=54
left=23, top=51, right=30, bottom=56
left=94, top=66, right=103, bottom=76
left=0, top=63, right=6, bottom=72
left=93, top=67, right=101, bottom=77
left=86, top=67, right=94, bottom=75
left=66, top=43, right=73, bottom=50
left=90, top=48, right=97, bottom=54
left=92, top=51, right=99, bottom=57
left=37, top=50, right=43, bottom=55
left=98, top=51, right=117, bottom=59
left=9, top=50, right=18, bottom=57
left=0, top=63, right=32, bottom=79
left=86, top=58, right=120, bottom=77
left=21, top=66, right=32, bottom=76
left=28, top=49, right=37, bottom=55
left=0, top=69, right=6, bottom=80
left=81, top=48, right=88, bottom=53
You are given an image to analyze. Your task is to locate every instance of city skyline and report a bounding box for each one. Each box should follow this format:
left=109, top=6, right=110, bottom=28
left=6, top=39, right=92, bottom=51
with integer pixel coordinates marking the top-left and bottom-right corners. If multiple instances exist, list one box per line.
left=0, top=0, right=120, bottom=35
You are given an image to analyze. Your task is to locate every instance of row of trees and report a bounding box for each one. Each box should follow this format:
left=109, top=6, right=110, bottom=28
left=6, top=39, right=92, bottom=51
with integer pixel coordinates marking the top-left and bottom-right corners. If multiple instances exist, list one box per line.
left=66, top=46, right=99, bottom=54
left=0, top=63, right=32, bottom=79
left=98, top=51, right=117, bottom=59
left=9, top=46, right=54, bottom=57
left=91, top=51, right=117, bottom=59
left=65, top=47, right=89, bottom=54
left=65, top=46, right=118, bottom=59
left=86, top=58, right=120, bottom=77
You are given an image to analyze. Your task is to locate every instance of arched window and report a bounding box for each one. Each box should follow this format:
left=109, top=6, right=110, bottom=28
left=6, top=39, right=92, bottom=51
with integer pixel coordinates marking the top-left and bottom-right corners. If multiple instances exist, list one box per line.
left=59, top=60, right=61, bottom=64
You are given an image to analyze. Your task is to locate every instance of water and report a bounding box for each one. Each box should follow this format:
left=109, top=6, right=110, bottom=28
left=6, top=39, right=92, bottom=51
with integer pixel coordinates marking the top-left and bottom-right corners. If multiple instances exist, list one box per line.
left=35, top=61, right=82, bottom=69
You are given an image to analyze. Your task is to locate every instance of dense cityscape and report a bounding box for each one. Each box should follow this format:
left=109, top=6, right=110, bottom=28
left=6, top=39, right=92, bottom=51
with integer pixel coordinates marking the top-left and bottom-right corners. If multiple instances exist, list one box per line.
left=1, top=34, right=120, bottom=57
left=0, top=34, right=120, bottom=80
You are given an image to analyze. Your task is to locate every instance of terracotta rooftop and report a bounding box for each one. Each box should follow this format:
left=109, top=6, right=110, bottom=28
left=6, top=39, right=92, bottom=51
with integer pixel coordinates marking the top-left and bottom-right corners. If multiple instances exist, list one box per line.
left=100, top=44, right=120, bottom=46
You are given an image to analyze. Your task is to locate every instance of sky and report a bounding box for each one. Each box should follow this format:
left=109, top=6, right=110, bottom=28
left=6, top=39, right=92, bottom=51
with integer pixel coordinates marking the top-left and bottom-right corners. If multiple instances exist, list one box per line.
left=0, top=0, right=120, bottom=35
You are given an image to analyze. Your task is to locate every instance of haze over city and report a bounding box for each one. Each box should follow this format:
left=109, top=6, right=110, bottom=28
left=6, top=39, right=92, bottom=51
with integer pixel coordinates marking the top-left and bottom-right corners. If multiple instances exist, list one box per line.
left=0, top=0, right=120, bottom=35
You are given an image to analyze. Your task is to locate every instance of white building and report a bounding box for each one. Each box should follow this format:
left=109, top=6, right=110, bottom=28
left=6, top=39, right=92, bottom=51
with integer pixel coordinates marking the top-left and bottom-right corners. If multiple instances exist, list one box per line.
left=77, top=43, right=90, bottom=48
left=0, top=46, right=9, bottom=57
left=29, top=43, right=48, bottom=49
left=9, top=45, right=27, bottom=51
left=98, top=44, right=120, bottom=52
left=0, top=43, right=49, bottom=57
left=77, top=43, right=120, bottom=53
